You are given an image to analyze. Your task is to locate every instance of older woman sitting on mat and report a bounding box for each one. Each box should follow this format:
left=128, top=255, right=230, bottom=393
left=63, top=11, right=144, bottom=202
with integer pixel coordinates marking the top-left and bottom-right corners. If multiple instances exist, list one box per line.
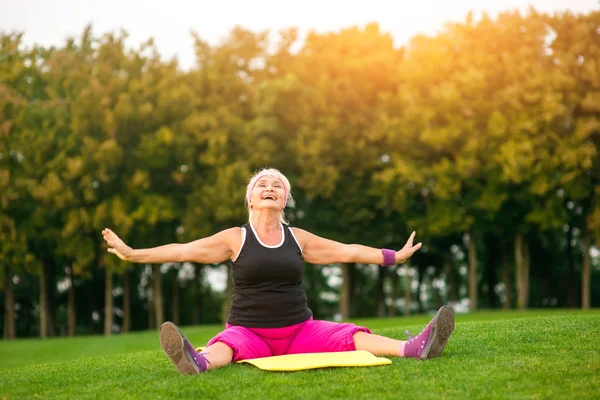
left=102, top=168, right=455, bottom=374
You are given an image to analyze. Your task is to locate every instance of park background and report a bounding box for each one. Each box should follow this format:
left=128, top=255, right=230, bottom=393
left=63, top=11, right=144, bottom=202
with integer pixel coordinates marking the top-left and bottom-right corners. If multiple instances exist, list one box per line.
left=1, top=0, right=600, bottom=342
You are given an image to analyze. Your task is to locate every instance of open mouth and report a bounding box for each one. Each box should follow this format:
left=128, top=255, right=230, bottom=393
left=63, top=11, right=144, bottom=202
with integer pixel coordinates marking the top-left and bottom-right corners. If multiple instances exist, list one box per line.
left=262, top=195, right=277, bottom=201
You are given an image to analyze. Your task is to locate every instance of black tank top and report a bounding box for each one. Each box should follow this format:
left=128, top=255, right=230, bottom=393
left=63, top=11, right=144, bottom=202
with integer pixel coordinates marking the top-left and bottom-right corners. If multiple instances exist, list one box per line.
left=227, top=222, right=313, bottom=328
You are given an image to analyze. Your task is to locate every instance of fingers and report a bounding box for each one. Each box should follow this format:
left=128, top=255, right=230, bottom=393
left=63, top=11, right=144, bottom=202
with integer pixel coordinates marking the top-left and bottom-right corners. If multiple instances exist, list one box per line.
left=103, top=234, right=113, bottom=246
left=407, top=241, right=422, bottom=254
left=398, top=235, right=422, bottom=263
left=405, top=243, right=422, bottom=258
left=407, top=231, right=415, bottom=246
left=403, top=231, right=417, bottom=248
left=107, top=247, right=126, bottom=260
left=102, top=228, right=118, bottom=243
left=103, top=229, right=125, bottom=260
left=102, top=229, right=119, bottom=251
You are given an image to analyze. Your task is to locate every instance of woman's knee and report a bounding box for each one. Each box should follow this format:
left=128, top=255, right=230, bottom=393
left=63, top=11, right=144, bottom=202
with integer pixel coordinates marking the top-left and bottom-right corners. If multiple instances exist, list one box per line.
left=206, top=327, right=272, bottom=361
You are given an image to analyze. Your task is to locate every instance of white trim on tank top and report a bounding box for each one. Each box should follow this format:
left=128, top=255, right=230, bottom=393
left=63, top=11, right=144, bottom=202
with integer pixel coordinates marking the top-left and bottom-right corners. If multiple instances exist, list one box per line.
left=231, top=227, right=247, bottom=262
left=288, top=228, right=303, bottom=255
left=250, top=222, right=285, bottom=248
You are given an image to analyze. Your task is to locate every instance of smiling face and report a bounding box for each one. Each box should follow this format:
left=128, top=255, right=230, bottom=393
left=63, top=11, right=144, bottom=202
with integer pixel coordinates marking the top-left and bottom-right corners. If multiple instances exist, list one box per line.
left=245, top=168, right=294, bottom=224
left=249, top=176, right=287, bottom=212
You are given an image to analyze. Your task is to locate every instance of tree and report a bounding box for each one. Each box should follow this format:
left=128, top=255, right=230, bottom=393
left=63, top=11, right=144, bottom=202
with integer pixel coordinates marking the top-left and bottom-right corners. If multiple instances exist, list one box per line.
left=543, top=10, right=600, bottom=308
left=0, top=33, right=32, bottom=339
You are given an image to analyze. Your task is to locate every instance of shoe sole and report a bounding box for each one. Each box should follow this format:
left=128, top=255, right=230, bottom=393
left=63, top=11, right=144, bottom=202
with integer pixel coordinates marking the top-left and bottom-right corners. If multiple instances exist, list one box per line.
left=419, top=306, right=455, bottom=360
left=159, top=322, right=200, bottom=374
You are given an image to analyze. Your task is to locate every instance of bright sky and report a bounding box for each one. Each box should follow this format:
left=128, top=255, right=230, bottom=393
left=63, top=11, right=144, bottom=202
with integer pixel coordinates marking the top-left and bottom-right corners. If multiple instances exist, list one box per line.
left=1, top=0, right=598, bottom=69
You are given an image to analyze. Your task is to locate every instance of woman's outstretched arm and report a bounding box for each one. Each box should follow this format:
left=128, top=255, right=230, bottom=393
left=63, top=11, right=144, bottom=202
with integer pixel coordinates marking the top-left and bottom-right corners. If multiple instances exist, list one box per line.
left=101, top=227, right=239, bottom=264
left=291, top=228, right=422, bottom=265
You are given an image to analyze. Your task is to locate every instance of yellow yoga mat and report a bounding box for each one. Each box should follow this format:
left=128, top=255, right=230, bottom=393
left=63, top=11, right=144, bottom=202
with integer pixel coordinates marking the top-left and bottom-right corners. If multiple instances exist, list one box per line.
left=195, top=348, right=391, bottom=371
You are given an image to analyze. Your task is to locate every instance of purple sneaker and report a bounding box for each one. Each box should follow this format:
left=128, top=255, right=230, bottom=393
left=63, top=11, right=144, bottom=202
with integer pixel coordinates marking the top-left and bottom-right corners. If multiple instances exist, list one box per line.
left=404, top=306, right=455, bottom=360
left=159, top=321, right=209, bottom=374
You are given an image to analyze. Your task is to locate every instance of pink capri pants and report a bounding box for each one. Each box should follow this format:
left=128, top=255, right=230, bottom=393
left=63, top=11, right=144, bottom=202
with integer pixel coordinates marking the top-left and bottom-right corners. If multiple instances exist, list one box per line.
left=206, top=318, right=372, bottom=361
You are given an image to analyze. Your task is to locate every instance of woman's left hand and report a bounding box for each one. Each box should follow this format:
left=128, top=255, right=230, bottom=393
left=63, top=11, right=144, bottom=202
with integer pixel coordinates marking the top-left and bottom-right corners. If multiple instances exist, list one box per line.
left=395, top=232, right=422, bottom=263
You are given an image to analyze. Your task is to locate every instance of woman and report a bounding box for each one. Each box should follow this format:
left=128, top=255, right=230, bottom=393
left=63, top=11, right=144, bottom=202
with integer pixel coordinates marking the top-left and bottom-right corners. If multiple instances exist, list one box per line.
left=102, top=168, right=455, bottom=374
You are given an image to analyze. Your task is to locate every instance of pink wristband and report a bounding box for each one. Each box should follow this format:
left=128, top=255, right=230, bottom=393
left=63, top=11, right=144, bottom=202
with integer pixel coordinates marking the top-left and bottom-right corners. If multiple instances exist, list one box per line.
left=381, top=249, right=396, bottom=266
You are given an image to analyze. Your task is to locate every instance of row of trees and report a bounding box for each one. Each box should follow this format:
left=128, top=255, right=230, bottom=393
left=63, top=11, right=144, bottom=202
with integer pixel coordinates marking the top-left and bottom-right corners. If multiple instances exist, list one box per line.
left=1, top=8, right=599, bottom=338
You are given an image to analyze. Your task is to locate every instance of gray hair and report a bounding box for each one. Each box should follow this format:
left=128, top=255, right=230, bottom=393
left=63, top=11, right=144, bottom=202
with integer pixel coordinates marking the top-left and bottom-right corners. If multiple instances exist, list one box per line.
left=245, top=168, right=295, bottom=225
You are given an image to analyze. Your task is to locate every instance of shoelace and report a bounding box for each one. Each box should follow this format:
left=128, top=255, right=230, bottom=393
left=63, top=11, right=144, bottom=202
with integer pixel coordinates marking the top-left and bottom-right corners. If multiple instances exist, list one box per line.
left=193, top=351, right=211, bottom=366
left=199, top=351, right=211, bottom=365
left=186, top=341, right=211, bottom=370
left=406, top=330, right=415, bottom=340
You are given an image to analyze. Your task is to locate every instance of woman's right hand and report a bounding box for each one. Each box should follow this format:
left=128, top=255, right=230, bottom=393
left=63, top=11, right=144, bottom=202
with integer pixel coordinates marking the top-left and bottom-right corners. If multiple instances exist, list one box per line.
left=102, top=228, right=133, bottom=261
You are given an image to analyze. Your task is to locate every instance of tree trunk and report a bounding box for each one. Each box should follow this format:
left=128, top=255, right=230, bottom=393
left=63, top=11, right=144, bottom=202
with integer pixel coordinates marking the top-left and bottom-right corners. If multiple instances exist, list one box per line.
left=403, top=260, right=411, bottom=316
left=154, top=264, right=164, bottom=327
left=222, top=265, right=233, bottom=323
left=171, top=267, right=180, bottom=325
left=432, top=272, right=443, bottom=309
left=67, top=267, right=76, bottom=336
left=147, top=292, right=156, bottom=330
left=468, top=232, right=478, bottom=311
left=388, top=266, right=398, bottom=317
left=375, top=265, right=386, bottom=317
left=515, top=233, right=530, bottom=309
left=122, top=269, right=131, bottom=333
left=486, top=234, right=498, bottom=308
left=515, top=234, right=523, bottom=309
left=445, top=259, right=457, bottom=303
left=4, top=268, right=15, bottom=339
left=566, top=223, right=577, bottom=307
left=442, top=261, right=451, bottom=304
left=582, top=223, right=591, bottom=309
left=501, top=250, right=512, bottom=309
left=193, top=264, right=202, bottom=325
left=88, top=283, right=96, bottom=334
left=416, top=265, right=424, bottom=313
left=40, top=260, right=48, bottom=338
left=340, top=263, right=355, bottom=320
left=523, top=239, right=530, bottom=308
left=47, top=261, right=56, bottom=337
left=104, top=266, right=113, bottom=336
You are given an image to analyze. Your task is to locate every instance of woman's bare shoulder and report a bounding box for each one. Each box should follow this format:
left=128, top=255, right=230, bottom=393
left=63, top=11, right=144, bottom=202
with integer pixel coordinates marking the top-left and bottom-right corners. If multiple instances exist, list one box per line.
left=216, top=227, right=243, bottom=241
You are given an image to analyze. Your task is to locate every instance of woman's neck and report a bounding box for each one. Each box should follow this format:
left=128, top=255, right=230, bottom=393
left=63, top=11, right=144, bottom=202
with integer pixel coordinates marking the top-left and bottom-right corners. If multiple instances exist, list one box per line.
left=251, top=214, right=280, bottom=233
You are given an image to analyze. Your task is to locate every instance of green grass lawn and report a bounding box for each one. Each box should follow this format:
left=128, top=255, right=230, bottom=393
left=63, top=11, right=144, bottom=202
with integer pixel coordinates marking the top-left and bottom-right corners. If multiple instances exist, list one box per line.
left=1, top=309, right=599, bottom=399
